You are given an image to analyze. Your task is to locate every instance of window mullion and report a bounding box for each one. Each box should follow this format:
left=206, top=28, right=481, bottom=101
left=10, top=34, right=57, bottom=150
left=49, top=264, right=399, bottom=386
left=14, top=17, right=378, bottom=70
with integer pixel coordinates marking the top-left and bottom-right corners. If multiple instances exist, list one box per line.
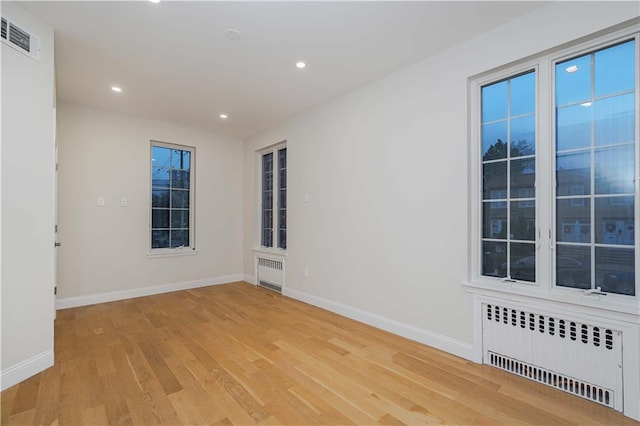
left=537, top=60, right=553, bottom=292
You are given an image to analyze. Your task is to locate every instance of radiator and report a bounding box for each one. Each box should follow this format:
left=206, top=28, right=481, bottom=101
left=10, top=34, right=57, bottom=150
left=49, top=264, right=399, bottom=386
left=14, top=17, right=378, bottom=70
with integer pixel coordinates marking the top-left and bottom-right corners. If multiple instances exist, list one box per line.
left=482, top=303, right=623, bottom=410
left=256, top=256, right=284, bottom=292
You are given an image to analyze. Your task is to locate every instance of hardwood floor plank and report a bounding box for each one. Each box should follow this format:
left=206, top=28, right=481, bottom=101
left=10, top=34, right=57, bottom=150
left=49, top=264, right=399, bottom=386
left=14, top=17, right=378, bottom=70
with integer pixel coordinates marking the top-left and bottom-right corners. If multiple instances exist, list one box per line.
left=81, top=403, right=109, bottom=425
left=137, top=340, right=183, bottom=396
left=9, top=374, right=39, bottom=415
left=1, top=282, right=637, bottom=425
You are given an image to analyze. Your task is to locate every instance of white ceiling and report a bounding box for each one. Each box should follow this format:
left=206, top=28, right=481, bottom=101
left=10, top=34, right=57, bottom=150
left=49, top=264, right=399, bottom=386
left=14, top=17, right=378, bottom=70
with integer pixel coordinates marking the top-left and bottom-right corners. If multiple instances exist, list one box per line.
left=19, top=1, right=547, bottom=138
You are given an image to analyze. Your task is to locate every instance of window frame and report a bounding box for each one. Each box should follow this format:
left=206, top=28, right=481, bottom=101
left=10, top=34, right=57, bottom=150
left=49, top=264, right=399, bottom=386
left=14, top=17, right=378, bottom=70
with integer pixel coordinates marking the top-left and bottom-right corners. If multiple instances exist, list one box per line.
left=467, top=26, right=639, bottom=313
left=255, top=141, right=287, bottom=254
left=148, top=140, right=196, bottom=257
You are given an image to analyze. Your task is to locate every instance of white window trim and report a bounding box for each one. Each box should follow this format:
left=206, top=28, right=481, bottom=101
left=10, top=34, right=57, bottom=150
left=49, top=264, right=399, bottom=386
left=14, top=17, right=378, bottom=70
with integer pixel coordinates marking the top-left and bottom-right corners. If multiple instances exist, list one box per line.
left=254, top=141, right=287, bottom=255
left=465, top=25, right=640, bottom=317
left=148, top=140, right=197, bottom=257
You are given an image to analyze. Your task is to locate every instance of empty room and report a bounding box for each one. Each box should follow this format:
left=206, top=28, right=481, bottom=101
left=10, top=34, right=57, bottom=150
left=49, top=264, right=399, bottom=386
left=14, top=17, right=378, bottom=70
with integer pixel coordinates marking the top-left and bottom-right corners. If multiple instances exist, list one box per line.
left=1, top=1, right=639, bottom=424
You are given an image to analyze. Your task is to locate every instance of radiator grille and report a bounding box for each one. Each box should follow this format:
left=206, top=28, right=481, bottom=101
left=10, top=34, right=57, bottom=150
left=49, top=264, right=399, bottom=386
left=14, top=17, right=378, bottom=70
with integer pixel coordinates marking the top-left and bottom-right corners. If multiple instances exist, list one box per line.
left=256, top=256, right=284, bottom=292
left=258, top=257, right=283, bottom=270
left=489, top=352, right=614, bottom=408
left=482, top=302, right=623, bottom=411
left=486, top=304, right=617, bottom=350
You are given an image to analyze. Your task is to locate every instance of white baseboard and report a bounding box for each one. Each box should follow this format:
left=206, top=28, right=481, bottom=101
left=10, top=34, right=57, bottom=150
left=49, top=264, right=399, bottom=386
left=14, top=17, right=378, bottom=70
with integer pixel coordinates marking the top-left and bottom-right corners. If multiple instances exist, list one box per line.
left=56, top=274, right=243, bottom=310
left=243, top=274, right=256, bottom=285
left=1, top=350, right=54, bottom=391
left=283, top=287, right=473, bottom=361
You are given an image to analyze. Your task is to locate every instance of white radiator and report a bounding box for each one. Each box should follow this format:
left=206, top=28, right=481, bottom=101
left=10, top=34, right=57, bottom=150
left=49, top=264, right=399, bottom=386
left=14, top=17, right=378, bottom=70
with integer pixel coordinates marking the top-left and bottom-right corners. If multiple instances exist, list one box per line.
left=256, top=256, right=284, bottom=292
left=482, top=303, right=623, bottom=410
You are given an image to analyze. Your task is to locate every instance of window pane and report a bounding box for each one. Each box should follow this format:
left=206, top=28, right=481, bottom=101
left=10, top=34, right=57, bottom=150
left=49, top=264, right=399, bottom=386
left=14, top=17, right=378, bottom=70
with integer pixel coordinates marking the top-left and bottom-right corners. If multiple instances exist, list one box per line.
left=594, top=145, right=635, bottom=194
left=556, top=54, right=591, bottom=105
left=482, top=203, right=507, bottom=239
left=171, top=189, right=190, bottom=208
left=482, top=241, right=507, bottom=278
left=278, top=229, right=286, bottom=250
left=594, top=94, right=635, bottom=146
left=170, top=230, right=189, bottom=248
left=152, top=209, right=169, bottom=229
left=171, top=209, right=190, bottom=229
left=152, top=146, right=171, bottom=168
left=510, top=202, right=535, bottom=241
left=171, top=169, right=190, bottom=189
left=597, top=247, right=635, bottom=295
left=152, top=168, right=170, bottom=188
left=556, top=152, right=591, bottom=196
left=595, top=197, right=634, bottom=246
left=556, top=245, right=591, bottom=289
left=510, top=158, right=535, bottom=198
left=510, top=72, right=535, bottom=117
left=557, top=199, right=591, bottom=243
left=278, top=210, right=287, bottom=250
left=557, top=104, right=592, bottom=151
left=510, top=243, right=536, bottom=282
left=152, top=230, right=170, bottom=249
left=152, top=189, right=170, bottom=208
left=510, top=115, right=535, bottom=157
left=482, top=122, right=508, bottom=160
left=483, top=162, right=507, bottom=200
left=279, top=168, right=287, bottom=189
left=595, top=40, right=635, bottom=97
left=171, top=149, right=190, bottom=170
left=482, top=80, right=508, bottom=122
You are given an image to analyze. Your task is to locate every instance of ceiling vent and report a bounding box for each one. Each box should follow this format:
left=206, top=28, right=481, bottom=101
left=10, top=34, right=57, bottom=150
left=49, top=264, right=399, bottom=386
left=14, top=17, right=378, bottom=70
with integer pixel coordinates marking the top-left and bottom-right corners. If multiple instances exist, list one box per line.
left=1, top=16, right=41, bottom=62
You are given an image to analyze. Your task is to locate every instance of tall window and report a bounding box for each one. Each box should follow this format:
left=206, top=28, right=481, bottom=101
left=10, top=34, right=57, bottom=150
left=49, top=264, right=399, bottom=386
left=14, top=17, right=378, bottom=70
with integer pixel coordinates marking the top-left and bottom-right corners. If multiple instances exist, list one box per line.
left=150, top=142, right=194, bottom=250
left=475, top=32, right=638, bottom=298
left=481, top=72, right=536, bottom=281
left=260, top=144, right=286, bottom=250
left=555, top=40, right=636, bottom=295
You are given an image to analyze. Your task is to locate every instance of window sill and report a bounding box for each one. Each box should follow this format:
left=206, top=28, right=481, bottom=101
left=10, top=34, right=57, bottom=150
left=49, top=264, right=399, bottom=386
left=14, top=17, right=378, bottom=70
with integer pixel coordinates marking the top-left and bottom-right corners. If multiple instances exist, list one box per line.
left=147, top=248, right=198, bottom=259
left=252, top=247, right=287, bottom=258
left=463, top=279, right=640, bottom=322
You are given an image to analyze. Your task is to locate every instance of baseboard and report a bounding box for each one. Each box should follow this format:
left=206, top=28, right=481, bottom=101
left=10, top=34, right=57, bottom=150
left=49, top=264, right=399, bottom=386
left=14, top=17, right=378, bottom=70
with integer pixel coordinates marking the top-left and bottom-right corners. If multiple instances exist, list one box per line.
left=283, top=287, right=473, bottom=361
left=243, top=274, right=256, bottom=285
left=1, top=350, right=54, bottom=391
left=56, top=274, right=243, bottom=310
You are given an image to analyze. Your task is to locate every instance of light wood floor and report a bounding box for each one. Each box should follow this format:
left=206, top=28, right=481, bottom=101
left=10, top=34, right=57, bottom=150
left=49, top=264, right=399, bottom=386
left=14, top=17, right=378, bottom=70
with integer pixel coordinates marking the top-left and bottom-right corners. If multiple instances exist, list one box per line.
left=1, top=282, right=637, bottom=425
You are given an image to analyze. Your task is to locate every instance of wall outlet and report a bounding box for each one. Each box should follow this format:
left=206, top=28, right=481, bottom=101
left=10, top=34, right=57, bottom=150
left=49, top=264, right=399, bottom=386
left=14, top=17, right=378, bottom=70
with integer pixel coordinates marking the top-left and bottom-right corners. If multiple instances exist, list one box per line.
left=303, top=268, right=309, bottom=277
left=97, top=197, right=105, bottom=206
left=120, top=198, right=127, bottom=207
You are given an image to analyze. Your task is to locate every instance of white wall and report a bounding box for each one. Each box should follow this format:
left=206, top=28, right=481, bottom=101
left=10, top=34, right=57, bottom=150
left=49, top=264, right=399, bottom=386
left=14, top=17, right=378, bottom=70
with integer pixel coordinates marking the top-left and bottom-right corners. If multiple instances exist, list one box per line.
left=1, top=3, right=56, bottom=389
left=56, top=102, right=243, bottom=306
left=243, top=2, right=640, bottom=359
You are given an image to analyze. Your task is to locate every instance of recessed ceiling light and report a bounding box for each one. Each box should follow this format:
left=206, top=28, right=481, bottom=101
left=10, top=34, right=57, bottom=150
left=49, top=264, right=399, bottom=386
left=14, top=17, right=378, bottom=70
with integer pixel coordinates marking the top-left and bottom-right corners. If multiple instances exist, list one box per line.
left=219, top=114, right=228, bottom=119
left=565, top=65, right=578, bottom=73
left=149, top=0, right=161, bottom=3
left=296, top=61, right=306, bottom=69
left=224, top=29, right=240, bottom=41
left=111, top=86, right=122, bottom=93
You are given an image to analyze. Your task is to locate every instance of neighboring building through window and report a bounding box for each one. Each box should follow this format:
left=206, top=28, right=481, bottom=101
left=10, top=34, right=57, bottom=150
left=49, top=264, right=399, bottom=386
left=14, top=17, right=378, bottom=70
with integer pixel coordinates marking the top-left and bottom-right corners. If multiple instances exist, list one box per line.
left=260, top=143, right=286, bottom=250
left=474, top=32, right=637, bottom=297
left=150, top=142, right=194, bottom=250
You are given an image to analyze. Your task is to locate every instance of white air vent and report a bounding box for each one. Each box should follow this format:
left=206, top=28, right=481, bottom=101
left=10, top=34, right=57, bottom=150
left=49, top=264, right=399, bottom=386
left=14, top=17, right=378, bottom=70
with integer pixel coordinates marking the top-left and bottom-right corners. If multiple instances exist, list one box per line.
left=256, top=256, right=284, bottom=293
left=1, top=16, right=41, bottom=62
left=482, top=303, right=623, bottom=410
